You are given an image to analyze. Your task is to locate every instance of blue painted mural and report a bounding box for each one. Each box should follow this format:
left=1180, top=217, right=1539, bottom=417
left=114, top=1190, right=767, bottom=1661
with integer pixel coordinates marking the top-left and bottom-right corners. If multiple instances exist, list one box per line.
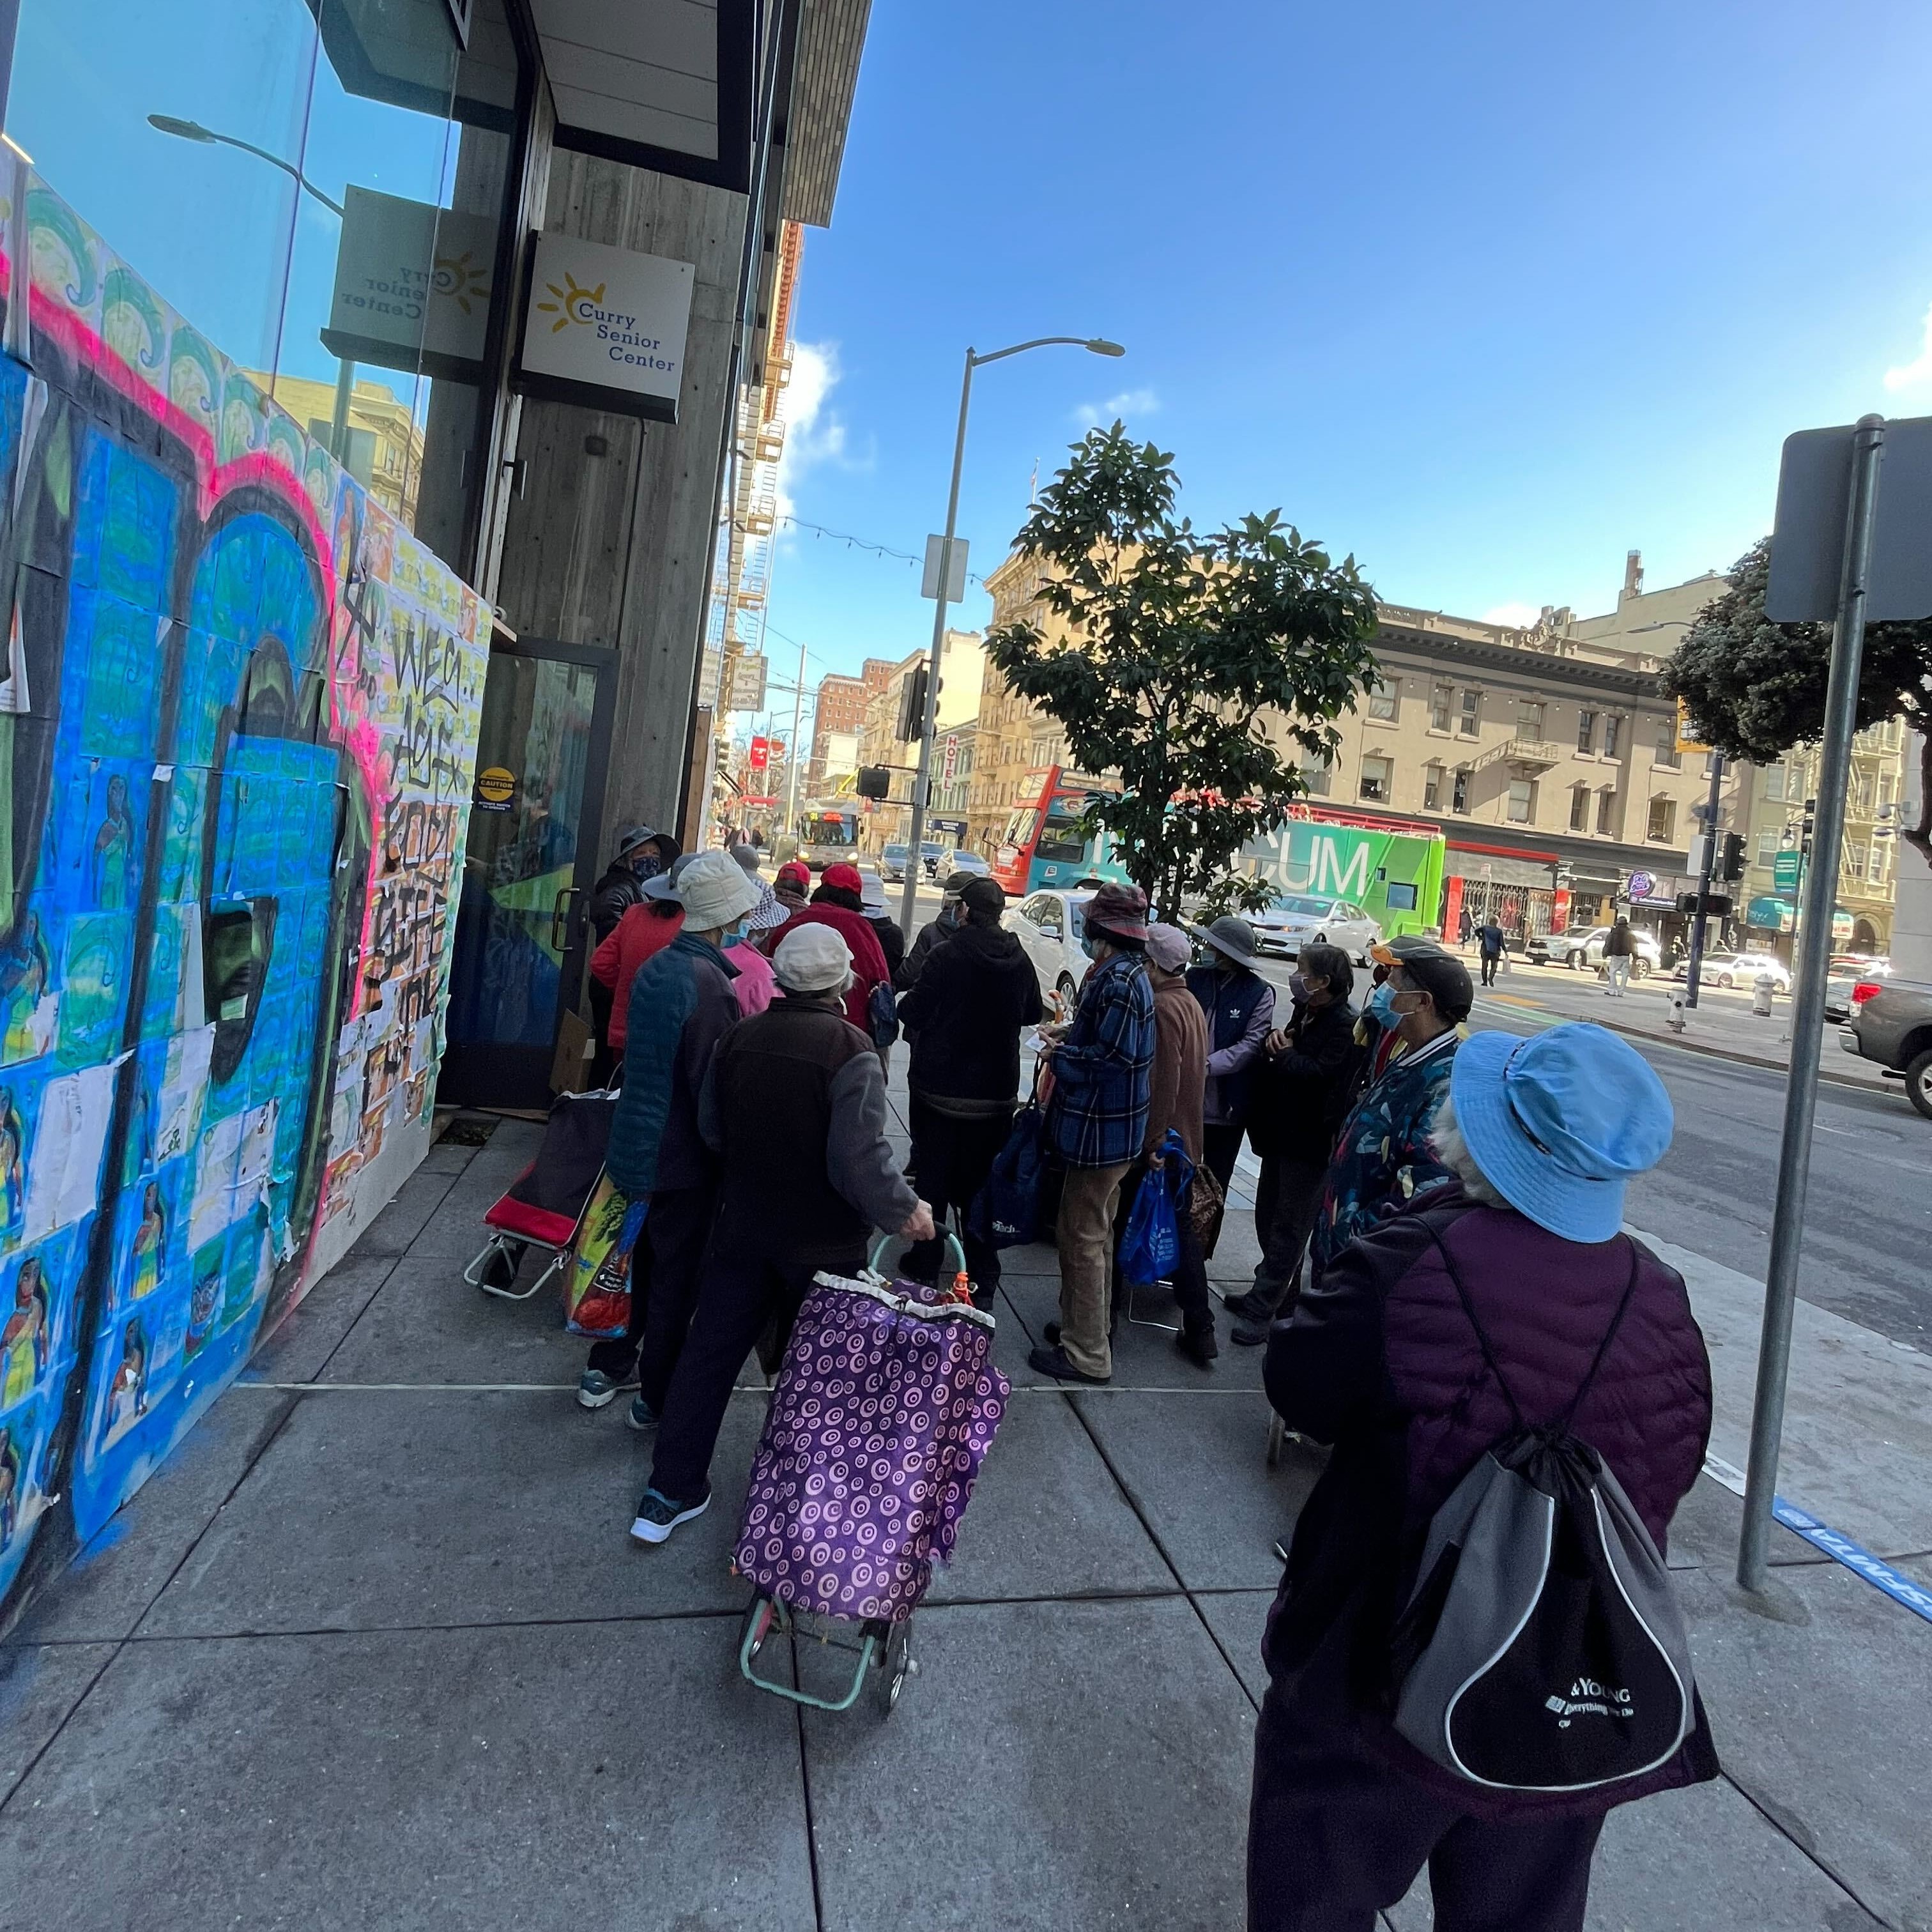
left=0, top=157, right=488, bottom=1618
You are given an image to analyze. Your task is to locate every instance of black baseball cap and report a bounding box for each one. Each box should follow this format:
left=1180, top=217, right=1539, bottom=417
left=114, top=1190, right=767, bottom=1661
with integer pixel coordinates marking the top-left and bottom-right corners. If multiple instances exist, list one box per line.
left=960, top=876, right=1006, bottom=917
left=1370, top=935, right=1473, bottom=1022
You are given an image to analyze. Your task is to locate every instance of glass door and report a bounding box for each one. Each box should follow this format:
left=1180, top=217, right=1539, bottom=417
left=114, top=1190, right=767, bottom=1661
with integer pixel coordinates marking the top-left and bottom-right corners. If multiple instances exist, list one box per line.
left=440, top=638, right=615, bottom=1109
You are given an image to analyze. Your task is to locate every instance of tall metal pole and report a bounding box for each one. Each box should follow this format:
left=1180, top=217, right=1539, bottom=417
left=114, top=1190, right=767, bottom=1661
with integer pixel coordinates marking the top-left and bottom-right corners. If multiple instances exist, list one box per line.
left=1683, top=751, right=1725, bottom=1008
left=897, top=348, right=975, bottom=937
left=1738, top=414, right=1885, bottom=1591
left=783, top=630, right=808, bottom=839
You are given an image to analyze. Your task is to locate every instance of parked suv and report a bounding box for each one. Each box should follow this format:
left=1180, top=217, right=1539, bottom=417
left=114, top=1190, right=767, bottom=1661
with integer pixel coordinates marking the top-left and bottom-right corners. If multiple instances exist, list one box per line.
left=1526, top=926, right=1661, bottom=977
left=1839, top=974, right=1932, bottom=1119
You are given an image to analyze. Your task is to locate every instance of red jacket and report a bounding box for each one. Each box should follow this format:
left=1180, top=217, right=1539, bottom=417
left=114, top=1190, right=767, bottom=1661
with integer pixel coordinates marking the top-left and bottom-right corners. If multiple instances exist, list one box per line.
left=590, top=903, right=685, bottom=1050
left=770, top=903, right=889, bottom=1032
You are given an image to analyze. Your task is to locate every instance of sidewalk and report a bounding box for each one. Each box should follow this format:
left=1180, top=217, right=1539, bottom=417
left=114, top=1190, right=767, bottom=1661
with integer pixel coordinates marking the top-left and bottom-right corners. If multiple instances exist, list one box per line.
left=1465, top=955, right=1896, bottom=1093
left=1, top=1071, right=1928, bottom=1929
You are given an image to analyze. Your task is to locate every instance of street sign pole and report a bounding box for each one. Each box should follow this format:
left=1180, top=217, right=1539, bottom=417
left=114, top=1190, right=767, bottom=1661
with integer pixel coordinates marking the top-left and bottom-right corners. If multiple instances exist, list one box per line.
left=1683, top=752, right=1725, bottom=1008
left=1738, top=416, right=1885, bottom=1592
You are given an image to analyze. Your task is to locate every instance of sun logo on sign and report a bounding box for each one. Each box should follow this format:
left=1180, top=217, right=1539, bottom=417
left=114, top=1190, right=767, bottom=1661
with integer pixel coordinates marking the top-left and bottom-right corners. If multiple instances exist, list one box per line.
left=433, top=249, right=492, bottom=316
left=535, top=272, right=604, bottom=333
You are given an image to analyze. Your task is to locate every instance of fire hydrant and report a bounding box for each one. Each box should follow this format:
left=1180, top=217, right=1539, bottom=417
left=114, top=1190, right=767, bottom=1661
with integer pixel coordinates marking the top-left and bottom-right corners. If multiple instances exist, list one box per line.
left=1752, top=971, right=1777, bottom=1017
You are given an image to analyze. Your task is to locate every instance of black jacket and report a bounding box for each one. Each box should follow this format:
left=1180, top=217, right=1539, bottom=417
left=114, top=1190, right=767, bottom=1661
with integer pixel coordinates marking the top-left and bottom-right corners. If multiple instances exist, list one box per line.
left=894, top=913, right=953, bottom=993
left=1245, top=995, right=1361, bottom=1163
left=897, top=920, right=1043, bottom=1114
left=866, top=914, right=906, bottom=981
left=589, top=862, right=645, bottom=944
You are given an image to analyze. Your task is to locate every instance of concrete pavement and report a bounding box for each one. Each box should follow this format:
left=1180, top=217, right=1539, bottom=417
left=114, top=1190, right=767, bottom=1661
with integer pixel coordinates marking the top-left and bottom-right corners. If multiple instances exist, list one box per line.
left=4, top=1027, right=1931, bottom=1929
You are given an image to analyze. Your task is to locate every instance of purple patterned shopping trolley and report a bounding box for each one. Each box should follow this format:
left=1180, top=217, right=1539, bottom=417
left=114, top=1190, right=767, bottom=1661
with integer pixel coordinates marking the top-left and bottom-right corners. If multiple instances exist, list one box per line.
left=734, top=1235, right=1009, bottom=1715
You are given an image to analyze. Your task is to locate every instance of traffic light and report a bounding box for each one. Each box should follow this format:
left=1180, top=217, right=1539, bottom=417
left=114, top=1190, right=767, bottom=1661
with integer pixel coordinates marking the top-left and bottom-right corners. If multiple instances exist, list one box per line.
left=1719, top=832, right=1745, bottom=882
left=895, top=665, right=930, bottom=742
left=855, top=766, right=891, bottom=801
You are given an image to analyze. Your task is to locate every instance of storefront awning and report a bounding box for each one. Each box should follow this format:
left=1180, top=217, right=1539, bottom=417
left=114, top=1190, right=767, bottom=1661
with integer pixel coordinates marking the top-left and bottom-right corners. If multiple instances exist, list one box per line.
left=1745, top=896, right=1854, bottom=935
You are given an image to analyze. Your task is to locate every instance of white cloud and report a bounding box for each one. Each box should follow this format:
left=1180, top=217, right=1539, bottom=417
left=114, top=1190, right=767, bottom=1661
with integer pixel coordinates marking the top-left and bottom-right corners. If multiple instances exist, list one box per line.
left=1883, top=302, right=1932, bottom=393
left=1481, top=601, right=1544, bottom=629
left=775, top=341, right=867, bottom=523
left=1070, top=386, right=1161, bottom=428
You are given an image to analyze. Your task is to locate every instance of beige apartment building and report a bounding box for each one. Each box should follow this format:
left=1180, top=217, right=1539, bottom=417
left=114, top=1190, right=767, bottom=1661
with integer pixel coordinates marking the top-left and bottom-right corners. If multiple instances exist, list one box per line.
left=856, top=631, right=985, bottom=852
left=969, top=546, right=1733, bottom=944
left=248, top=370, right=425, bottom=525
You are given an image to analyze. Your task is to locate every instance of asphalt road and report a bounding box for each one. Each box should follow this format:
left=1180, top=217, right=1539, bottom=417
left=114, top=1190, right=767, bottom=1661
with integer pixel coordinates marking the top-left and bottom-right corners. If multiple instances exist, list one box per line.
left=884, top=884, right=1932, bottom=1354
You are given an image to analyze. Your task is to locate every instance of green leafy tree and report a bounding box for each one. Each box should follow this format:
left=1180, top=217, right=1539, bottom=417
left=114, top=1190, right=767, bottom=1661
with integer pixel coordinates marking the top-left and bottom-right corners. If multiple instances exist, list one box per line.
left=1662, top=538, right=1932, bottom=868
left=982, top=425, right=1381, bottom=920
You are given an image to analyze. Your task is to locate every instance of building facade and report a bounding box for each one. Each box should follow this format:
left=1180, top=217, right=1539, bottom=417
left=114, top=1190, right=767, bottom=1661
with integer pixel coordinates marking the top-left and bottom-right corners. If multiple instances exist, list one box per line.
left=856, top=632, right=985, bottom=851
left=967, top=553, right=1068, bottom=854
left=808, top=659, right=894, bottom=793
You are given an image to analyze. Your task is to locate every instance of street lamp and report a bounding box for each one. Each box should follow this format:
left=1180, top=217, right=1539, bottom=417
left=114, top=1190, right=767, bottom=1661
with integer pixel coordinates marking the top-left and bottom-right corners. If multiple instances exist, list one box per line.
left=148, top=112, right=358, bottom=461
left=897, top=336, right=1126, bottom=933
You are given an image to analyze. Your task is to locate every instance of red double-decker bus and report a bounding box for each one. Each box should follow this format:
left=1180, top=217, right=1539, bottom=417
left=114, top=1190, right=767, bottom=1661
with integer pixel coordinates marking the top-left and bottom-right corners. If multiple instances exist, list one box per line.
left=990, top=768, right=1126, bottom=896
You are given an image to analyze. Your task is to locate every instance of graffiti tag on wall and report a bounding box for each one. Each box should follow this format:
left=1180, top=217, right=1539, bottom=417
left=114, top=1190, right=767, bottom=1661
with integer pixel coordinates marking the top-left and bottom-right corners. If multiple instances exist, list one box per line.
left=0, top=158, right=488, bottom=1611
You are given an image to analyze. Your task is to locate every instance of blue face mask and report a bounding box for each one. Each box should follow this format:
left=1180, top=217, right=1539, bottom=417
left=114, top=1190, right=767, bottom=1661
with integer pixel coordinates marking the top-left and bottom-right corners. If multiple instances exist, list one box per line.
left=720, top=922, right=749, bottom=950
left=1080, top=935, right=1105, bottom=962
left=1365, top=980, right=1400, bottom=1030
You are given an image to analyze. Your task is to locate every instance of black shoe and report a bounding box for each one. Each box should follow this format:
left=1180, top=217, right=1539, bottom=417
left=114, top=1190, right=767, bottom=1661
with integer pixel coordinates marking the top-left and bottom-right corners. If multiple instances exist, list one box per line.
left=1027, top=1343, right=1110, bottom=1385
left=1175, top=1327, right=1218, bottom=1369
left=1230, top=1319, right=1271, bottom=1347
left=1221, top=1290, right=1260, bottom=1319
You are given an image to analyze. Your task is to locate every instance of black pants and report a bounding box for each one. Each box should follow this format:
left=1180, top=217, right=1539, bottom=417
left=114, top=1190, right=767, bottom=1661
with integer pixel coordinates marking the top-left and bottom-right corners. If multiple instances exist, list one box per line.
left=1201, top=1123, right=1246, bottom=1197
left=1248, top=1153, right=1326, bottom=1316
left=647, top=1235, right=866, bottom=1504
left=902, top=1094, right=1013, bottom=1296
left=1112, top=1158, right=1214, bottom=1338
left=583, top=1185, right=717, bottom=1412
left=1249, top=1672, right=1604, bottom=1932
left=1480, top=951, right=1501, bottom=986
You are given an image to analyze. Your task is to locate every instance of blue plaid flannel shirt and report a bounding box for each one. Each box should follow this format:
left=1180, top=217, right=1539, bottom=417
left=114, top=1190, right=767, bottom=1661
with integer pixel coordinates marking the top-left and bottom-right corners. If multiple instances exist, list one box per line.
left=1046, top=952, right=1155, bottom=1169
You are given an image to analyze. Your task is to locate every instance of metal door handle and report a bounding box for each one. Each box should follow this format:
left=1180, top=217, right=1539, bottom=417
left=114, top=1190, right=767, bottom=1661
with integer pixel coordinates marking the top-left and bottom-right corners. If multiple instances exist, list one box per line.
left=551, top=886, right=579, bottom=953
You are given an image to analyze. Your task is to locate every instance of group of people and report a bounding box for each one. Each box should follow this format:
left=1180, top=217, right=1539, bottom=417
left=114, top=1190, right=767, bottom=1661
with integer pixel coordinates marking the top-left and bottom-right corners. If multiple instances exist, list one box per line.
left=565, top=831, right=1717, bottom=1931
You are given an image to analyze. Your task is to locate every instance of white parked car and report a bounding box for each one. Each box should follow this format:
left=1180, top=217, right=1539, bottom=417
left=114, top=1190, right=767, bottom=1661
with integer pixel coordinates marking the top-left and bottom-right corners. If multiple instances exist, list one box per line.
left=1533, top=926, right=1661, bottom=977
left=1675, top=952, right=1791, bottom=993
left=931, top=847, right=992, bottom=886
left=1248, top=893, right=1381, bottom=964
left=1009, top=888, right=1095, bottom=1016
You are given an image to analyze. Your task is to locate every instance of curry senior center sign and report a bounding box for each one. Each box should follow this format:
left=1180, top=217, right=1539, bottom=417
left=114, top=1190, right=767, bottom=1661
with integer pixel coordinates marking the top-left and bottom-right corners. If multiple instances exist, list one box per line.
left=516, top=231, right=695, bottom=422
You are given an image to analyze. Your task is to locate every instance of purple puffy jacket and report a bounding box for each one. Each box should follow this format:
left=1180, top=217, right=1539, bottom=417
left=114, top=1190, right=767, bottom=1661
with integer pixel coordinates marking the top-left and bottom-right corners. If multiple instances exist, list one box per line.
left=1261, top=1188, right=1717, bottom=1818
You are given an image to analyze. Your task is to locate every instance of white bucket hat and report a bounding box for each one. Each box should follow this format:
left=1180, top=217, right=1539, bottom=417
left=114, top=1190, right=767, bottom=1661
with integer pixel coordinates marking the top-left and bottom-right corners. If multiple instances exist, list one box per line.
left=661, top=848, right=762, bottom=932
left=774, top=923, right=853, bottom=993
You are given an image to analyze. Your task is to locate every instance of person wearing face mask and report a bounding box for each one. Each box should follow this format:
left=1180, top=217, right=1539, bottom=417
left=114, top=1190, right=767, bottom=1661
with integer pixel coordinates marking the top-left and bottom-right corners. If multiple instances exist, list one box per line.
left=576, top=850, right=762, bottom=1414
left=894, top=871, right=975, bottom=993
left=1304, top=935, right=1473, bottom=1290
left=724, top=845, right=788, bottom=1015
left=1223, top=942, right=1361, bottom=1345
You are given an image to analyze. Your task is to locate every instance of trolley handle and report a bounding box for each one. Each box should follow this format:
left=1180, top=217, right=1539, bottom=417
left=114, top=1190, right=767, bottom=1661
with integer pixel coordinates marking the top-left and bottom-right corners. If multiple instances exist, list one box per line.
left=867, top=1229, right=969, bottom=1296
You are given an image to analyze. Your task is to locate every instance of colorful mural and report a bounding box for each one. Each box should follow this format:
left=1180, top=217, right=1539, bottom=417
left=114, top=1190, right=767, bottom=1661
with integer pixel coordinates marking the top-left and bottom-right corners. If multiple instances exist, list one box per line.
left=0, top=155, right=488, bottom=1616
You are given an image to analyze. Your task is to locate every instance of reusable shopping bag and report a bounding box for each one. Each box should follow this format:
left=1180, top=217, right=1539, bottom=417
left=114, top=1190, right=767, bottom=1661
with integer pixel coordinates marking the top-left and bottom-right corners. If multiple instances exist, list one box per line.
left=968, top=1083, right=1050, bottom=1248
left=562, top=1176, right=644, bottom=1338
left=1117, top=1131, right=1192, bottom=1284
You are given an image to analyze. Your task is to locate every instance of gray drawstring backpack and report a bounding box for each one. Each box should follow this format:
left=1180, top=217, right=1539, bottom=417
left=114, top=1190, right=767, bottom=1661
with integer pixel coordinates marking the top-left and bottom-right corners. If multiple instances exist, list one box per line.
left=1388, top=1232, right=1699, bottom=1794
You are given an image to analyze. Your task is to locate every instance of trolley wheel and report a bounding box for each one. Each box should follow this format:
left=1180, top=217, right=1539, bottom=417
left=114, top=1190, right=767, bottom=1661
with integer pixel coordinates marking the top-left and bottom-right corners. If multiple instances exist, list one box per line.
left=739, top=1594, right=778, bottom=1663
left=1266, top=1413, right=1286, bottom=1469
left=877, top=1620, right=915, bottom=1715
left=480, top=1241, right=525, bottom=1292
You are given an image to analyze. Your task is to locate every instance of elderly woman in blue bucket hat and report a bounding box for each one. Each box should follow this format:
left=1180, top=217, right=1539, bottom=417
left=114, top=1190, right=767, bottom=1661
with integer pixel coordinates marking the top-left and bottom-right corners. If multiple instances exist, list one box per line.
left=1248, top=1022, right=1716, bottom=1932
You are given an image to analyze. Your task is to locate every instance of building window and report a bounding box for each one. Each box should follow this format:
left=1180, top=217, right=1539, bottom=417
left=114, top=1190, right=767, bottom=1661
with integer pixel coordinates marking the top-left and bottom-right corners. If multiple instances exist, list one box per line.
left=1302, top=756, right=1333, bottom=797
left=1869, top=842, right=1887, bottom=882
left=1458, top=689, right=1481, bottom=737
left=1844, top=841, right=1866, bottom=878
left=1423, top=761, right=1445, bottom=811
left=1506, top=778, right=1537, bottom=824
left=1576, top=709, right=1596, bottom=754
left=1368, top=684, right=1399, bottom=722
left=1516, top=699, right=1545, bottom=739
left=1602, top=715, right=1623, bottom=759
left=1430, top=683, right=1453, bottom=732
left=1653, top=718, right=1681, bottom=769
left=1756, top=830, right=1779, bottom=866
left=1597, top=788, right=1617, bottom=834
left=1359, top=756, right=1393, bottom=802
left=1452, top=767, right=1471, bottom=814
left=1765, top=764, right=1785, bottom=802
left=1647, top=796, right=1676, bottom=841
left=1853, top=771, right=1874, bottom=813
left=1570, top=784, right=1589, bottom=831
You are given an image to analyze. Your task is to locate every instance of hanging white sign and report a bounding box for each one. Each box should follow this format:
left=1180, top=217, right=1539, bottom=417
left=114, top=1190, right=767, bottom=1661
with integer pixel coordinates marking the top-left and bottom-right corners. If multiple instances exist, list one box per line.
left=516, top=231, right=694, bottom=423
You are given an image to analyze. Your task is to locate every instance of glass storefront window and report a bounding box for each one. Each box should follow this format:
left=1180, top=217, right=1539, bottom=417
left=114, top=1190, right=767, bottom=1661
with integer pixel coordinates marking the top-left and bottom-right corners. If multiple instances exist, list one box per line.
left=8, top=0, right=521, bottom=579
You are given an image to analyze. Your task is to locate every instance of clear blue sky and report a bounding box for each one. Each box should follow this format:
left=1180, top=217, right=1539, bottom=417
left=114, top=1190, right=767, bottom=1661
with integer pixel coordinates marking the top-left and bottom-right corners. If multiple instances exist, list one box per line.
left=765, top=0, right=1932, bottom=705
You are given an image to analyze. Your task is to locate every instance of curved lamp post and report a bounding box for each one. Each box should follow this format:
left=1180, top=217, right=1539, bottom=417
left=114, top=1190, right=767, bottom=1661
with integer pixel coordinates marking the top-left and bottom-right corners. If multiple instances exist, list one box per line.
left=896, top=336, right=1125, bottom=933
left=147, top=113, right=357, bottom=458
